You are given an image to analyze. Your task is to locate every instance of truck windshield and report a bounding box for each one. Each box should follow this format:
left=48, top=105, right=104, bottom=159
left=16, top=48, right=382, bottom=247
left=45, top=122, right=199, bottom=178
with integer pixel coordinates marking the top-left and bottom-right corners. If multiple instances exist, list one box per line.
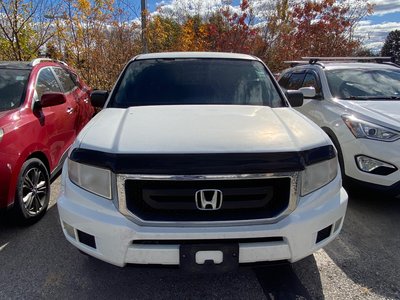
left=0, top=68, right=30, bottom=112
left=108, top=58, right=284, bottom=108
left=326, top=68, right=400, bottom=100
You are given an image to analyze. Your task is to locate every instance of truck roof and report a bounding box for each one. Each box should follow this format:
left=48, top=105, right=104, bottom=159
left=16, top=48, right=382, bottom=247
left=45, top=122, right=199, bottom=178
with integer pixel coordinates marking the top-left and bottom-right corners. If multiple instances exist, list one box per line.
left=134, top=52, right=256, bottom=61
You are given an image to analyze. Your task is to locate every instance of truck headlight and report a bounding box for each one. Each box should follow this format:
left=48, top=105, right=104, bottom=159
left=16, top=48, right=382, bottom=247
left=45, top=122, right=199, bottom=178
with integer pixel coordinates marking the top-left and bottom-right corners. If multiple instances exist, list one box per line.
left=0, top=128, right=4, bottom=142
left=301, top=157, right=338, bottom=196
left=342, top=115, right=400, bottom=142
left=68, top=158, right=112, bottom=199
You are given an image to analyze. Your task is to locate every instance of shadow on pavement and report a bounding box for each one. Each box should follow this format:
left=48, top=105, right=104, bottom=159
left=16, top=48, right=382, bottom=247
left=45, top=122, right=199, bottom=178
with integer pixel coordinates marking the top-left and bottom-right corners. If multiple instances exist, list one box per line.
left=0, top=205, right=322, bottom=299
left=254, top=255, right=323, bottom=299
left=324, top=190, right=400, bottom=299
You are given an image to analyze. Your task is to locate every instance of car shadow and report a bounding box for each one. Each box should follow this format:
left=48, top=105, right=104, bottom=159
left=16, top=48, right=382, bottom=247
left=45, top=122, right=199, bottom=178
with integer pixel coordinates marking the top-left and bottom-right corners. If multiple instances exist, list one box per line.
left=254, top=255, right=324, bottom=299
left=323, top=190, right=400, bottom=299
left=0, top=205, right=323, bottom=299
left=80, top=248, right=323, bottom=300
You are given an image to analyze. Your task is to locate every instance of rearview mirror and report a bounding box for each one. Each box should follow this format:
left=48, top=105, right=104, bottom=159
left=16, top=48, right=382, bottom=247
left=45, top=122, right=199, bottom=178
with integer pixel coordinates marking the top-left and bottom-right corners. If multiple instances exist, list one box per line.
left=285, top=90, right=304, bottom=107
left=298, top=87, right=316, bottom=98
left=91, top=90, right=109, bottom=108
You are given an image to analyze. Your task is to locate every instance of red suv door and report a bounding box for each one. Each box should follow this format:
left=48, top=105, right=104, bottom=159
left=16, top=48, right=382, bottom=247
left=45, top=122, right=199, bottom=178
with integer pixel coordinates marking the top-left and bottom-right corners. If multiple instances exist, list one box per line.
left=35, top=67, right=78, bottom=167
left=53, top=67, right=93, bottom=132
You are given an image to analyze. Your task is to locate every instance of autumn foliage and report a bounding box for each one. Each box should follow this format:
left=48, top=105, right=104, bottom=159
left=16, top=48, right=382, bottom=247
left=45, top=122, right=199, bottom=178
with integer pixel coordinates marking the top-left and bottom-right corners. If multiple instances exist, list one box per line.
left=0, top=0, right=373, bottom=89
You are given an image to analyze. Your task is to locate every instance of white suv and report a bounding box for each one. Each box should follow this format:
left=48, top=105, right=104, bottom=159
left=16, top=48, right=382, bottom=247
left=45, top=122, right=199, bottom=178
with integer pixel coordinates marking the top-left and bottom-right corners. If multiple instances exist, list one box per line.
left=279, top=58, right=400, bottom=197
left=57, top=52, right=347, bottom=269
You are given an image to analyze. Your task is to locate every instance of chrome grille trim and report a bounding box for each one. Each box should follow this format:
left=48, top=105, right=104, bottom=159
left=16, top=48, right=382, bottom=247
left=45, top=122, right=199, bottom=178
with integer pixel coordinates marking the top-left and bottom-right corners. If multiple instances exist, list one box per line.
left=116, top=172, right=300, bottom=227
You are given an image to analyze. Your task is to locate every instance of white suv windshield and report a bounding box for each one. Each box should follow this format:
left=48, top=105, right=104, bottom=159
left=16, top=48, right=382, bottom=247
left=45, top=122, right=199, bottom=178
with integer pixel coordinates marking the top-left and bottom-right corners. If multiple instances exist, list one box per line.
left=325, top=68, right=400, bottom=100
left=109, top=58, right=284, bottom=108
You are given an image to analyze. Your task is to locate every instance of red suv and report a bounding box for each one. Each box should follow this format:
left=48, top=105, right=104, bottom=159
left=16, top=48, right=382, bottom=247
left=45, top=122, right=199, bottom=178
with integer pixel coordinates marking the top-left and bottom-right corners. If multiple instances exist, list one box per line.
left=0, top=58, right=94, bottom=223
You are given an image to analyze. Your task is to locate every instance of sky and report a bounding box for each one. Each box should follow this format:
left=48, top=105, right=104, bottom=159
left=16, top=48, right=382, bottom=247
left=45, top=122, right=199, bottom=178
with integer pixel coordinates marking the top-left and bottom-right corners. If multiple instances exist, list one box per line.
left=144, top=0, right=400, bottom=53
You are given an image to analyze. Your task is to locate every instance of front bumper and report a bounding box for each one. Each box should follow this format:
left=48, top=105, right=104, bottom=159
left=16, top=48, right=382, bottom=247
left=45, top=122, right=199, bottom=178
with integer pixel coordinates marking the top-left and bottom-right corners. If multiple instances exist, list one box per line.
left=58, top=173, right=348, bottom=267
left=341, top=138, right=400, bottom=193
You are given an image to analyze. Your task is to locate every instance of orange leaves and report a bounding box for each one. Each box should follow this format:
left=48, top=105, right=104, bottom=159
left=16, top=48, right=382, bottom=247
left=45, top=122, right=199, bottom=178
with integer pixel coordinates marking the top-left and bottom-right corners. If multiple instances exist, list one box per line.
left=146, top=2, right=256, bottom=54
left=180, top=17, right=209, bottom=51
left=77, top=0, right=91, bottom=12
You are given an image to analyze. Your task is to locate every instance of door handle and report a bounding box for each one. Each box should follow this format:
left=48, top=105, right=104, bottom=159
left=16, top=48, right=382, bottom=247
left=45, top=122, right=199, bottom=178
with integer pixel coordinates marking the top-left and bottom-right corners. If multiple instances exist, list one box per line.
left=67, top=107, right=74, bottom=114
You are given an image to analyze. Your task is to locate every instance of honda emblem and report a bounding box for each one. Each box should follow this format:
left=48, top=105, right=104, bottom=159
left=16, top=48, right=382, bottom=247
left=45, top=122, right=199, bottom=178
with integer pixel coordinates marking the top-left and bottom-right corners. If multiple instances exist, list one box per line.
left=195, top=189, right=223, bottom=210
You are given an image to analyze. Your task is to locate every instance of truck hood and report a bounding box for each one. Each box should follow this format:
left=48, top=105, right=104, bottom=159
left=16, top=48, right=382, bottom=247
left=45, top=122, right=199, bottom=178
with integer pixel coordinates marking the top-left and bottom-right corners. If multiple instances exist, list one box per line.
left=78, top=105, right=329, bottom=154
left=336, top=100, right=400, bottom=130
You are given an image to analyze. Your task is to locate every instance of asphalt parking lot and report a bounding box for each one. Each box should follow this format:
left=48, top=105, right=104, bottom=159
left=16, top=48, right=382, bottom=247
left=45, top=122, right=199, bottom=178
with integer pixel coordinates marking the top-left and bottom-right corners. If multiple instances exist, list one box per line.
left=1, top=177, right=399, bottom=300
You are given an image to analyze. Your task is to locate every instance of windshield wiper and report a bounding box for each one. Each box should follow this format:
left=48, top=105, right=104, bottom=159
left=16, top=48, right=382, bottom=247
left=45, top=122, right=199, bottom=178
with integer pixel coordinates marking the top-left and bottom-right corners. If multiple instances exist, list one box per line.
left=342, top=95, right=400, bottom=100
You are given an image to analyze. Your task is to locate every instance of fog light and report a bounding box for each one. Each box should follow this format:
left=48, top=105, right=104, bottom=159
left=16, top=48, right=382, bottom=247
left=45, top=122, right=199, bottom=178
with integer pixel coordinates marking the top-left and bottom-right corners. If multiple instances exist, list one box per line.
left=316, top=225, right=332, bottom=244
left=355, top=156, right=397, bottom=175
left=63, top=221, right=75, bottom=239
left=77, top=230, right=97, bottom=249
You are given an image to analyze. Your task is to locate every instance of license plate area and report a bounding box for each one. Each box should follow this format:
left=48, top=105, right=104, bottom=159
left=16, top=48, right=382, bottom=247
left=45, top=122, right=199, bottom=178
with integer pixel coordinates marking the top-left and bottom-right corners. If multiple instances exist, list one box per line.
left=180, top=243, right=239, bottom=273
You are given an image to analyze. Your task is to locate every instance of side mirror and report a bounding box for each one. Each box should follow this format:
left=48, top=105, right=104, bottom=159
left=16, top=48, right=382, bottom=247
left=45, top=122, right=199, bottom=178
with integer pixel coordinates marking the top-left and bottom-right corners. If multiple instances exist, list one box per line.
left=285, top=90, right=304, bottom=107
left=91, top=90, right=109, bottom=108
left=298, top=87, right=316, bottom=98
left=38, top=92, right=66, bottom=109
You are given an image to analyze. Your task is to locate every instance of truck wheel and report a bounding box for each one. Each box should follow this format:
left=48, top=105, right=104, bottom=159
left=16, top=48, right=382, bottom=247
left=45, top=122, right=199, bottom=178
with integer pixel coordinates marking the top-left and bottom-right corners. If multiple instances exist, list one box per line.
left=13, top=158, right=50, bottom=224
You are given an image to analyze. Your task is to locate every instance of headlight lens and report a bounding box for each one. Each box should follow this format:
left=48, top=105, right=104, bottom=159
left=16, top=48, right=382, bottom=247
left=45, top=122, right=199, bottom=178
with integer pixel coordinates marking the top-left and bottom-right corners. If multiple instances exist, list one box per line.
left=0, top=128, right=4, bottom=142
left=301, top=157, right=338, bottom=196
left=342, top=115, right=400, bottom=142
left=68, top=158, right=112, bottom=199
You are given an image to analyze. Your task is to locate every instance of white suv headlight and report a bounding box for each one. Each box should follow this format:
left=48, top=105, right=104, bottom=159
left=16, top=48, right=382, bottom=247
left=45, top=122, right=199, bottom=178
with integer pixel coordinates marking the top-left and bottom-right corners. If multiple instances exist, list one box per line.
left=68, top=158, right=112, bottom=199
left=301, top=157, right=338, bottom=196
left=342, top=115, right=400, bottom=142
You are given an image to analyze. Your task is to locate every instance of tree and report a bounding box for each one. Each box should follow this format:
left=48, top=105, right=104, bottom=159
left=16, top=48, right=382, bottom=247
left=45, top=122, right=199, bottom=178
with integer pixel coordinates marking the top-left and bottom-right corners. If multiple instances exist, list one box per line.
left=180, top=16, right=209, bottom=51
left=147, top=15, right=181, bottom=52
left=0, top=0, right=56, bottom=60
left=381, top=30, right=400, bottom=63
left=291, top=0, right=371, bottom=56
left=46, top=0, right=142, bottom=89
left=263, top=0, right=373, bottom=71
left=206, top=0, right=258, bottom=53
left=253, top=0, right=293, bottom=71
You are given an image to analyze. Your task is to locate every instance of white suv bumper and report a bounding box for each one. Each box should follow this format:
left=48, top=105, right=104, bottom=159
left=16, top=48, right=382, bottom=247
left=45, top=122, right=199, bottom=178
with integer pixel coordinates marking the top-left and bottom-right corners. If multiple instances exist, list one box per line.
left=341, top=138, right=400, bottom=192
left=58, top=173, right=348, bottom=267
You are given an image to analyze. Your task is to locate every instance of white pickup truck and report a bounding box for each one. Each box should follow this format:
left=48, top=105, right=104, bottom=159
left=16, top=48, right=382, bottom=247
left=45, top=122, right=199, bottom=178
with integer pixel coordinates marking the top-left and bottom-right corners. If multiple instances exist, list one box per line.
left=57, top=52, right=347, bottom=271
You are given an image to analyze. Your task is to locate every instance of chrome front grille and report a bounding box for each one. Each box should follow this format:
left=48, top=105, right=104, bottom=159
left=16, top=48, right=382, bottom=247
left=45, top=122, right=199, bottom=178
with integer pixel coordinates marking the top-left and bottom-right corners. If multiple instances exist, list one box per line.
left=116, top=173, right=300, bottom=227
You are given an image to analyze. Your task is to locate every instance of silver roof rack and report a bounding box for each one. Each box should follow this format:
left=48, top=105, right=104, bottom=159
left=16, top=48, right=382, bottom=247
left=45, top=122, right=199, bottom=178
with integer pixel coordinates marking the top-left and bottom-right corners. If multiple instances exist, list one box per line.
left=30, top=58, right=69, bottom=67
left=302, top=56, right=393, bottom=63
left=303, top=56, right=400, bottom=68
left=284, top=60, right=326, bottom=68
left=284, top=57, right=398, bottom=68
left=284, top=60, right=308, bottom=67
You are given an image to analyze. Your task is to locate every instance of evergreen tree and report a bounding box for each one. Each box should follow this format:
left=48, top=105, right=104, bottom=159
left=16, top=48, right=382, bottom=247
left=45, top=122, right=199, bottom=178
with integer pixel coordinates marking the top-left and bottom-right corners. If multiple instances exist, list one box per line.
left=381, top=30, right=400, bottom=63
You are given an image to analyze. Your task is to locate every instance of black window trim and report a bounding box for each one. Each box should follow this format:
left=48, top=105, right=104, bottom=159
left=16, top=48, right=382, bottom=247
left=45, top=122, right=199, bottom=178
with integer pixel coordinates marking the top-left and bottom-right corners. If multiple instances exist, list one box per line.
left=278, top=71, right=292, bottom=89
left=303, top=69, right=324, bottom=99
left=286, top=70, right=306, bottom=90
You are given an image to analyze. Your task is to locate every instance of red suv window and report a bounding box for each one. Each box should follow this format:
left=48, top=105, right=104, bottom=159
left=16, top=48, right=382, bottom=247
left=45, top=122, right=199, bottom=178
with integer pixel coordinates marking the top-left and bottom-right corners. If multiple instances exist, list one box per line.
left=36, top=68, right=62, bottom=99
